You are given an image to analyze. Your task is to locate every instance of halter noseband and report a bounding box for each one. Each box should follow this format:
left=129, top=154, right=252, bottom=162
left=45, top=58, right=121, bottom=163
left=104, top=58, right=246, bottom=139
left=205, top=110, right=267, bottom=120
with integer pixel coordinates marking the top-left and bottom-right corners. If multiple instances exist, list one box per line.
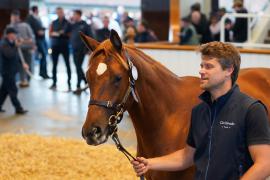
left=88, top=49, right=136, bottom=135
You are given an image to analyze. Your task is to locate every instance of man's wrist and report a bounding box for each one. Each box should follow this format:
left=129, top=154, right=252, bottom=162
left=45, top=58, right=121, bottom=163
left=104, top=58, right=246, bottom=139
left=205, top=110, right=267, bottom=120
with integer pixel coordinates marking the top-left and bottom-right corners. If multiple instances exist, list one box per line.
left=147, top=158, right=156, bottom=170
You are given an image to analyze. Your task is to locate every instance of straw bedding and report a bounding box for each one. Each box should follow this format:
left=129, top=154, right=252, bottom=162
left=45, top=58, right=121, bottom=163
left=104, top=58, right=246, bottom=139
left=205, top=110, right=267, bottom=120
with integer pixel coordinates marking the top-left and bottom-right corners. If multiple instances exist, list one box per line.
left=0, top=134, right=137, bottom=180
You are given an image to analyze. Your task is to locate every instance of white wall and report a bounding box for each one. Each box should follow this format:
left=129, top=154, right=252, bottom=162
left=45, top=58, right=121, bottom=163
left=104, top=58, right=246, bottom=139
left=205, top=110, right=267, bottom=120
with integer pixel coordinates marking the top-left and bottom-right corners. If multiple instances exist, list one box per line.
left=140, top=48, right=270, bottom=77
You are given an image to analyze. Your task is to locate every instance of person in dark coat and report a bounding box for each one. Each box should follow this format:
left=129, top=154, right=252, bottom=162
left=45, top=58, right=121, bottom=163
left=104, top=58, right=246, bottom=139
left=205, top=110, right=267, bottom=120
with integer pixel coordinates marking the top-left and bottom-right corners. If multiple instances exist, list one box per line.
left=96, top=16, right=110, bottom=42
left=135, top=20, right=158, bottom=43
left=49, top=7, right=72, bottom=90
left=224, top=18, right=233, bottom=42
left=70, top=10, right=93, bottom=92
left=232, top=1, right=248, bottom=42
left=0, top=27, right=28, bottom=114
left=179, top=17, right=199, bottom=45
left=189, top=3, right=212, bottom=43
left=26, top=6, right=50, bottom=79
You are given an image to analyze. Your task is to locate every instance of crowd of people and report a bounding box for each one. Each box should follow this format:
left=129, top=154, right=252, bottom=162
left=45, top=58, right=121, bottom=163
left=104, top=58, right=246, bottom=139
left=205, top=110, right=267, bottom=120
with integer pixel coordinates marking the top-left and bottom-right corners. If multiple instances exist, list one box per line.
left=0, top=1, right=250, bottom=115
left=179, top=1, right=248, bottom=45
left=0, top=5, right=159, bottom=114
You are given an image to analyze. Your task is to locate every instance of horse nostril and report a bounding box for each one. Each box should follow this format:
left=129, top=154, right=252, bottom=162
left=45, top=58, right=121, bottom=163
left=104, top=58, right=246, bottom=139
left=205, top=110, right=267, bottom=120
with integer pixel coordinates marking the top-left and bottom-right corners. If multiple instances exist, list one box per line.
left=88, top=126, right=102, bottom=137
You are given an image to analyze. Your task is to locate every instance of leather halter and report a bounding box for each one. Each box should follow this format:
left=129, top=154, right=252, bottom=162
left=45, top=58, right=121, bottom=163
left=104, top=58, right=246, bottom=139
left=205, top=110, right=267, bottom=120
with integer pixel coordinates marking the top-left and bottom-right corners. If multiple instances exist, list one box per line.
left=88, top=49, right=136, bottom=135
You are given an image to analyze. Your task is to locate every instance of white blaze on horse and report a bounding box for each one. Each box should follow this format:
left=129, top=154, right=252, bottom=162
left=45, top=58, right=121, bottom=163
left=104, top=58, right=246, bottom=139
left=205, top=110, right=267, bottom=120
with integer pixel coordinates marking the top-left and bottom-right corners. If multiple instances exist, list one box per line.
left=80, top=30, right=270, bottom=180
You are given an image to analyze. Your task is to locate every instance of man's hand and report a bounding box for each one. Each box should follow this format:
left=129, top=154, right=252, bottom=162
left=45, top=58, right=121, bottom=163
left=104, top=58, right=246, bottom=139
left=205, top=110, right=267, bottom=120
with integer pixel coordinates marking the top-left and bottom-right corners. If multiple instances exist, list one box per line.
left=51, top=32, right=60, bottom=37
left=23, top=63, right=29, bottom=71
left=37, top=30, right=45, bottom=36
left=15, top=38, right=23, bottom=47
left=131, top=157, right=149, bottom=176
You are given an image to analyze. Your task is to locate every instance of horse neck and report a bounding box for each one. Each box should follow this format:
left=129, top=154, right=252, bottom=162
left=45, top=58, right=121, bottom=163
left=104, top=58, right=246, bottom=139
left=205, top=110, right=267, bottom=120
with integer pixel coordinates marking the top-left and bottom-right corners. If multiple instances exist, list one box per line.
left=126, top=48, right=187, bottom=155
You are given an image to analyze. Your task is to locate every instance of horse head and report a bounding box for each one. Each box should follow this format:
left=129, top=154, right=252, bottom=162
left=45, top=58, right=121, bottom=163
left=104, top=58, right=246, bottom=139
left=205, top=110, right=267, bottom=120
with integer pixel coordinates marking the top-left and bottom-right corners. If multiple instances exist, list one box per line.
left=81, top=30, right=137, bottom=145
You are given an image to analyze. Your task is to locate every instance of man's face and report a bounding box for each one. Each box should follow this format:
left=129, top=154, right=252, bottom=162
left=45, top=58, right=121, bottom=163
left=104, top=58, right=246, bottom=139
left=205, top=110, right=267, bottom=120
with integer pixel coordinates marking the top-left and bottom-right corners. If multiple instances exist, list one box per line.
left=6, top=33, right=17, bottom=42
left=10, top=15, right=19, bottom=23
left=103, top=18, right=109, bottom=28
left=181, top=20, right=188, bottom=27
left=191, top=11, right=201, bottom=25
left=34, top=8, right=39, bottom=15
left=199, top=56, right=232, bottom=91
left=72, top=12, right=80, bottom=22
left=233, top=6, right=240, bottom=12
left=137, top=23, right=146, bottom=33
left=56, top=9, right=64, bottom=18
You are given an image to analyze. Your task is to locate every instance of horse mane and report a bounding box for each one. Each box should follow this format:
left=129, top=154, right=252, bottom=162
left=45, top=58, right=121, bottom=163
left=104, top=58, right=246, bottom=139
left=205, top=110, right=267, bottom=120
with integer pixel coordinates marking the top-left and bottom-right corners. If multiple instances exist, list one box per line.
left=125, top=45, right=180, bottom=81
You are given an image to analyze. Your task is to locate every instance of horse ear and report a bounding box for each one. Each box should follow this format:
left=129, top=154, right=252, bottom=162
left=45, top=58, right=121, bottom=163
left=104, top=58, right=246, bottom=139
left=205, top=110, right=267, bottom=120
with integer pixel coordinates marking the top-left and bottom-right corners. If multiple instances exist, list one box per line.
left=79, top=31, right=100, bottom=52
left=110, top=29, right=122, bottom=51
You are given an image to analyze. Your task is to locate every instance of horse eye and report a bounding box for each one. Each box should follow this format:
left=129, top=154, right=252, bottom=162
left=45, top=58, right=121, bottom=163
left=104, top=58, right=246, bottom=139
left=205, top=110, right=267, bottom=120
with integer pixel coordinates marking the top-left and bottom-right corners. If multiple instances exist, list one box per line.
left=114, top=75, right=122, bottom=83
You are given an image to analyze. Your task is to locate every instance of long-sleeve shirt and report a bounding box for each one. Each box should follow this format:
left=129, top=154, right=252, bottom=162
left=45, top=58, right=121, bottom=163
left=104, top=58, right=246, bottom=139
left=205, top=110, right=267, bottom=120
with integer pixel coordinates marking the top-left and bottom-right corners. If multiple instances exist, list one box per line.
left=7, top=22, right=35, bottom=50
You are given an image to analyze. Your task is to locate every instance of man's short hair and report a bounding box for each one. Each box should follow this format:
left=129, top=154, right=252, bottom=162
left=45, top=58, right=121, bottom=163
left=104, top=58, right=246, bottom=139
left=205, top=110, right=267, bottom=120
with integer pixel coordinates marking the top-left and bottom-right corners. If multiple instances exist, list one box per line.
left=11, top=9, right=20, bottom=16
left=198, top=41, right=241, bottom=85
left=31, top=6, right=38, bottom=12
left=56, top=7, right=63, bottom=11
left=123, top=16, right=134, bottom=24
left=73, top=9, right=82, bottom=16
left=191, top=2, right=201, bottom=11
left=225, top=18, right=232, bottom=24
left=5, top=27, right=17, bottom=34
left=233, top=1, right=243, bottom=8
left=182, top=16, right=191, bottom=23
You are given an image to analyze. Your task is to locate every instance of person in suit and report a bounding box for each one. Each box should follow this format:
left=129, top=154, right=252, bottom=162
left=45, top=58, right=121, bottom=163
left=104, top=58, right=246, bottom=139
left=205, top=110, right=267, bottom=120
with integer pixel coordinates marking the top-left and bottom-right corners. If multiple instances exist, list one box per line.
left=49, top=7, right=72, bottom=90
left=232, top=1, right=248, bottom=42
left=26, top=6, right=50, bottom=79
left=96, top=16, right=110, bottom=42
left=0, top=27, right=28, bottom=114
left=70, top=10, right=93, bottom=93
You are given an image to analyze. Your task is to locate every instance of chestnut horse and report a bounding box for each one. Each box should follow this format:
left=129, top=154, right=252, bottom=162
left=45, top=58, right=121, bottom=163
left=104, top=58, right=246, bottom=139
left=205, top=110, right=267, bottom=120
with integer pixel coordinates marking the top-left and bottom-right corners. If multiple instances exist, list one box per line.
left=81, top=30, right=270, bottom=180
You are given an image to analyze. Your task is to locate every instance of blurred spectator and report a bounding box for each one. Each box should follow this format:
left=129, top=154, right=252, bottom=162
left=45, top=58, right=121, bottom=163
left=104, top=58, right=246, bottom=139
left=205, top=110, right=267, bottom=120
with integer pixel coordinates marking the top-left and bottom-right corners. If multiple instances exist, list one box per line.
left=49, top=7, right=72, bottom=90
left=96, top=16, right=110, bottom=42
left=218, top=7, right=227, bottom=20
left=0, top=27, right=28, bottom=114
left=209, top=14, right=220, bottom=41
left=179, top=17, right=199, bottom=45
left=125, top=26, right=136, bottom=44
left=135, top=20, right=158, bottom=43
left=86, top=12, right=97, bottom=39
left=70, top=10, right=93, bottom=92
left=121, top=12, right=131, bottom=25
left=26, top=6, right=50, bottom=79
left=224, top=18, right=233, bottom=42
left=232, top=1, right=248, bottom=42
left=123, top=17, right=136, bottom=44
left=7, top=10, right=35, bottom=87
left=189, top=3, right=212, bottom=43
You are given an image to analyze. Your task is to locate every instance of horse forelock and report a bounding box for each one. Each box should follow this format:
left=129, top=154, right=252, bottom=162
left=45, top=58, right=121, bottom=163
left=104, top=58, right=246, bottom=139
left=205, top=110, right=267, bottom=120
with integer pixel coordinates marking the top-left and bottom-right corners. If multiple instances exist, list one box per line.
left=86, top=40, right=130, bottom=79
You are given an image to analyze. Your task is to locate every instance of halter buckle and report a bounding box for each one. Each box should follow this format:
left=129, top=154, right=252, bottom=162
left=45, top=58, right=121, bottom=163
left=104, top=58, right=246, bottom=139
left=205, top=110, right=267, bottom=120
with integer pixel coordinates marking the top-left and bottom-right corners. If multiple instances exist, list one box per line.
left=107, top=101, right=112, bottom=108
left=108, top=115, right=118, bottom=126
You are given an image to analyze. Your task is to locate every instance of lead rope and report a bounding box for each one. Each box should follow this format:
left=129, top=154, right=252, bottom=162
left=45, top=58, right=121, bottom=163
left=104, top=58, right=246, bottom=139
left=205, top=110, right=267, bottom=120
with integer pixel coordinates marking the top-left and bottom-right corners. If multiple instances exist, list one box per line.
left=109, top=49, right=144, bottom=179
left=111, top=132, right=145, bottom=180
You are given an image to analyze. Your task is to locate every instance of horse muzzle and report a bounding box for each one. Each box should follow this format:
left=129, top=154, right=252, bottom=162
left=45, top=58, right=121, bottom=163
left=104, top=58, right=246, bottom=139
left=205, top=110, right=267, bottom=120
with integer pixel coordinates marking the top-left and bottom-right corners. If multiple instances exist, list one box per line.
left=82, top=126, right=108, bottom=145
